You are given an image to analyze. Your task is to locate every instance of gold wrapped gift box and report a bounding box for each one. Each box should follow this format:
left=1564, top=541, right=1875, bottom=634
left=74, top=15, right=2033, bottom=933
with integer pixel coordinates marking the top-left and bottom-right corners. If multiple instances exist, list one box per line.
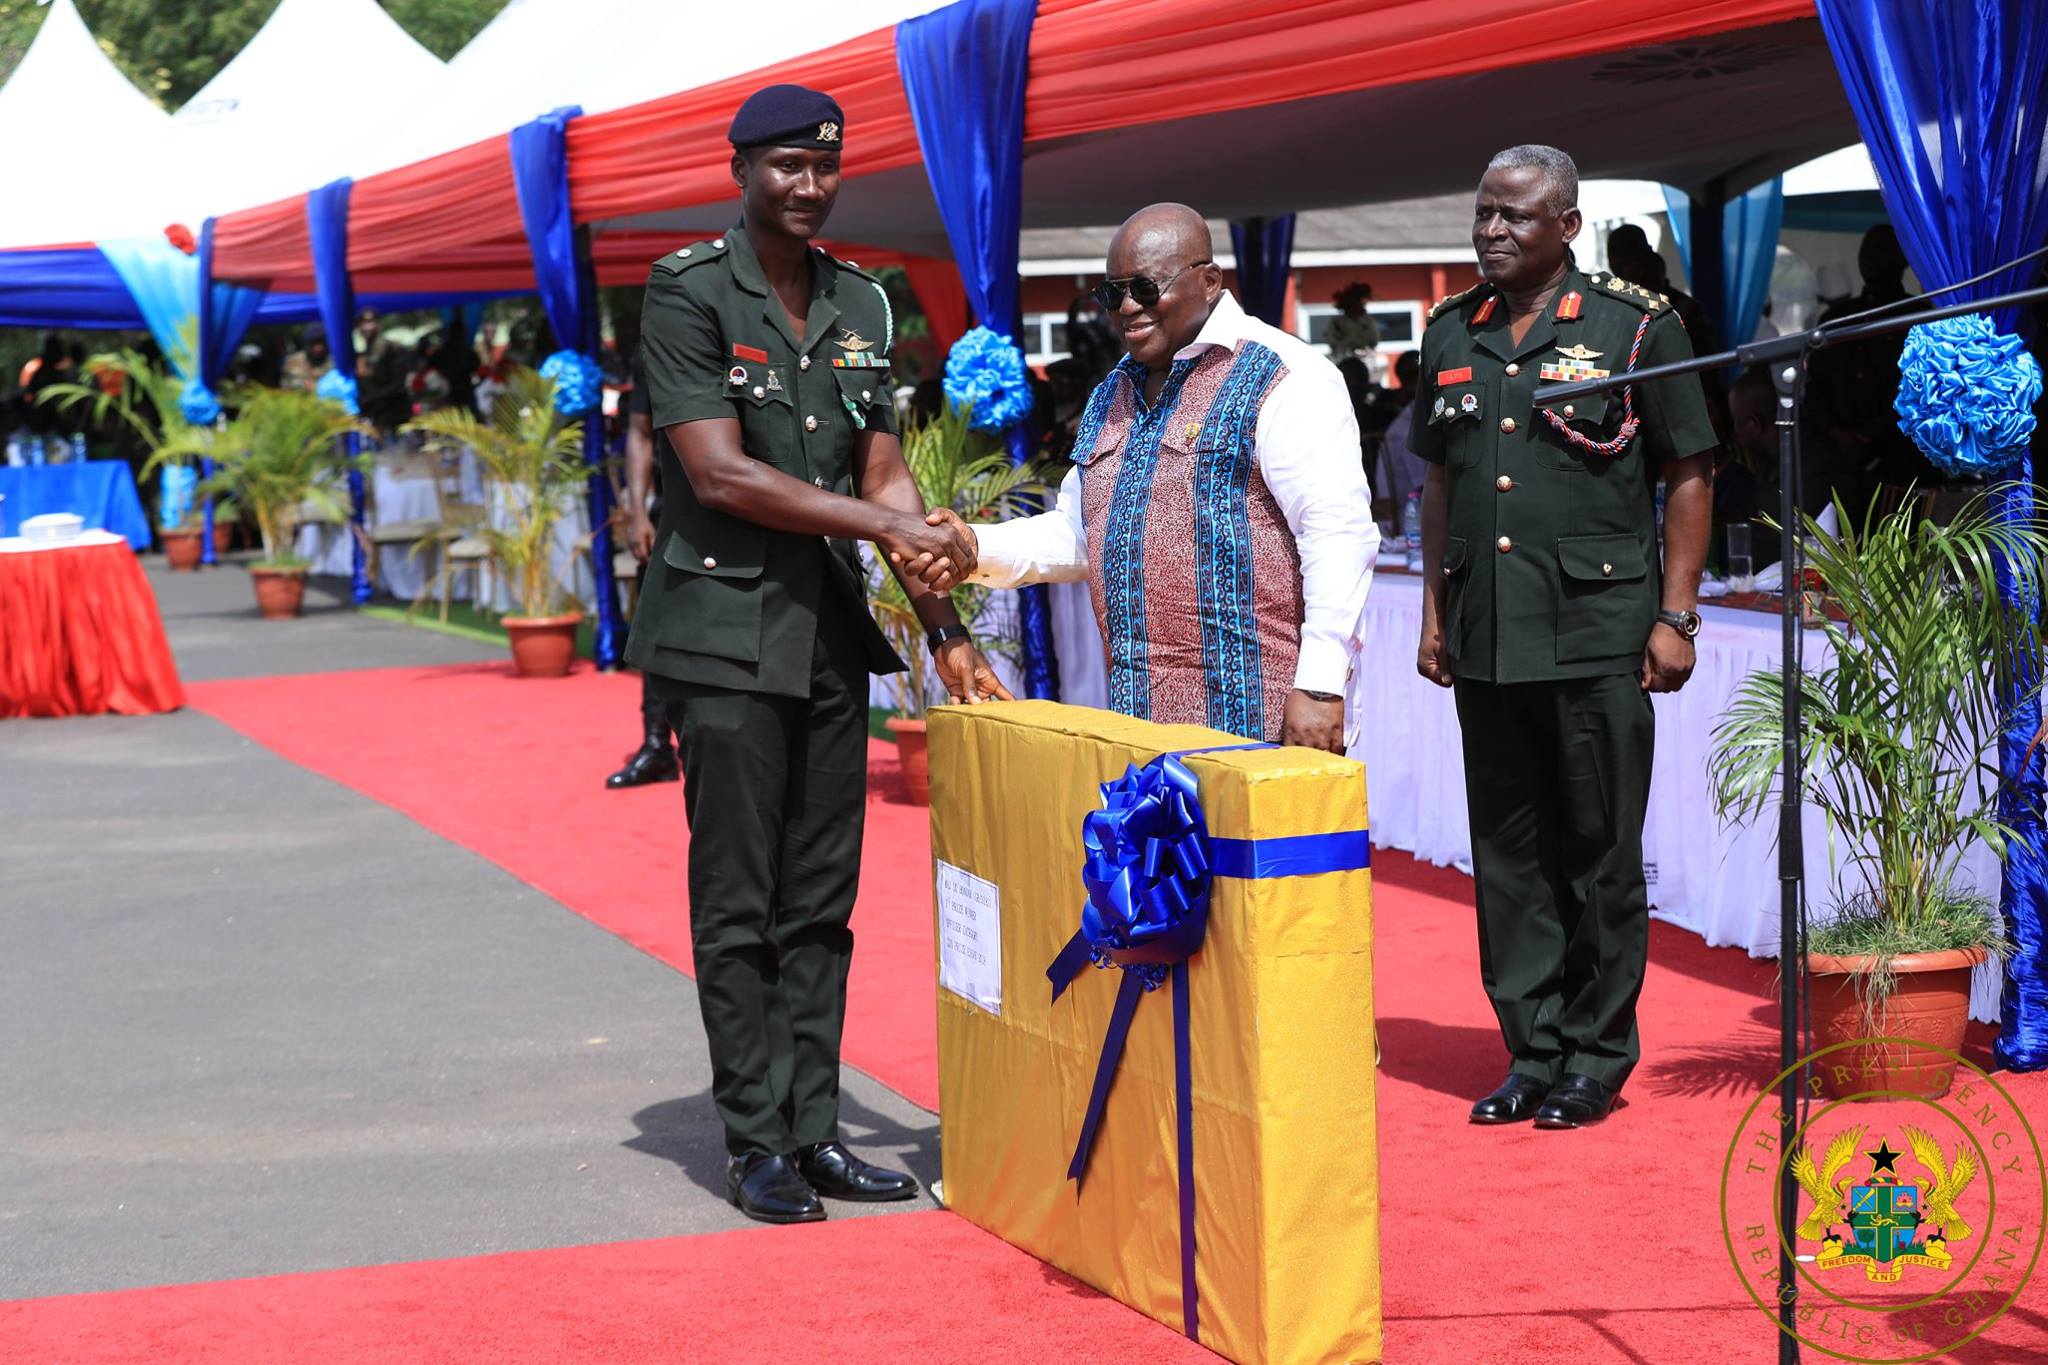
left=929, top=701, right=1381, bottom=1365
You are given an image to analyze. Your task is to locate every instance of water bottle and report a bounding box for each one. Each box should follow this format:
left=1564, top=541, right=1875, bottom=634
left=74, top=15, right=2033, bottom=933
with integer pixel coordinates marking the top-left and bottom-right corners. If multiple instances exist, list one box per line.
left=1403, top=491, right=1424, bottom=570
left=71, top=433, right=87, bottom=463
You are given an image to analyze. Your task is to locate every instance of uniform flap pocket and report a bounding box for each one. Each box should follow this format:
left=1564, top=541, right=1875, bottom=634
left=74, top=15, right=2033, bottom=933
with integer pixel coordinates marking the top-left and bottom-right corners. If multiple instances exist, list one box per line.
left=729, top=366, right=791, bottom=407
left=1440, top=534, right=1470, bottom=573
left=832, top=367, right=890, bottom=408
left=1556, top=533, right=1646, bottom=583
left=661, top=526, right=765, bottom=579
left=1539, top=388, right=1609, bottom=428
left=1430, top=389, right=1481, bottom=423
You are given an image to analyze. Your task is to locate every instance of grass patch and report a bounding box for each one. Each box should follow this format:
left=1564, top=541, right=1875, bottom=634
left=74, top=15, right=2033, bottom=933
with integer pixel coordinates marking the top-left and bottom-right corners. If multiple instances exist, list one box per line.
left=358, top=601, right=596, bottom=659
left=1807, top=894, right=2005, bottom=959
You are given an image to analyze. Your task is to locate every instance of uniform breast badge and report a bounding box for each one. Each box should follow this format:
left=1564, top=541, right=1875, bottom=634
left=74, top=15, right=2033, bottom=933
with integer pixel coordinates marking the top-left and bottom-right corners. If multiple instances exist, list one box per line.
left=1459, top=392, right=1479, bottom=416
left=728, top=365, right=748, bottom=387
left=834, top=329, right=881, bottom=368
left=766, top=368, right=783, bottom=392
left=1538, top=344, right=1609, bottom=384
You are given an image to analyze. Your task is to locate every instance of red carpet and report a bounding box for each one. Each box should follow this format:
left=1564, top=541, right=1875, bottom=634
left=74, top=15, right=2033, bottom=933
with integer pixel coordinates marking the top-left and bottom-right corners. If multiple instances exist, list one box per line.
left=0, top=1212, right=1216, bottom=1365
left=178, top=662, right=2048, bottom=1363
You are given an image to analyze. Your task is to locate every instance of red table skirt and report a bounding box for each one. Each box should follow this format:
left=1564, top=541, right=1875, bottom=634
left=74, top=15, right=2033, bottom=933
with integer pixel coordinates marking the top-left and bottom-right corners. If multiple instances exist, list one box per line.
left=0, top=541, right=185, bottom=717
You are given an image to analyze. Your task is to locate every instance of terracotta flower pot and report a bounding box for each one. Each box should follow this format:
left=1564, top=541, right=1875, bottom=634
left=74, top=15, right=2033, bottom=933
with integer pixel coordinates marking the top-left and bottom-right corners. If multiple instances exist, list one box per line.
left=162, top=529, right=203, bottom=571
left=503, top=612, right=583, bottom=678
left=212, top=521, right=234, bottom=556
left=885, top=716, right=930, bottom=805
left=1806, top=945, right=1989, bottom=1100
left=249, top=564, right=308, bottom=620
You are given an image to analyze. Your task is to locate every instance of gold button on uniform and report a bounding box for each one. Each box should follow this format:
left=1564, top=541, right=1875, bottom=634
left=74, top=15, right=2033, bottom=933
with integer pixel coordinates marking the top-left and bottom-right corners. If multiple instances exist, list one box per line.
left=1499, top=417, right=1517, bottom=434
left=1563, top=404, right=1576, bottom=418
left=1602, top=563, right=1614, bottom=576
left=752, top=386, right=765, bottom=399
left=1496, top=475, right=1514, bottom=492
left=1504, top=363, right=1520, bottom=377
left=804, top=415, right=819, bottom=432
left=861, top=390, right=872, bottom=401
left=1497, top=536, right=1512, bottom=553
left=799, top=355, right=812, bottom=371
left=702, top=556, right=717, bottom=570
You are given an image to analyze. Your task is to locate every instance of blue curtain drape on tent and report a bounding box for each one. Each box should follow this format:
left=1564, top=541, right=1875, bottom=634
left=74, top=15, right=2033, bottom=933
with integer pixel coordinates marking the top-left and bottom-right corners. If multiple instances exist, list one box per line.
left=1817, top=0, right=2048, bottom=1071
left=1229, top=215, right=1297, bottom=328
left=308, top=177, right=372, bottom=604
left=1662, top=179, right=1784, bottom=348
left=898, top=0, right=1059, bottom=700
left=0, top=247, right=171, bottom=328
left=511, top=106, right=621, bottom=669
left=195, top=217, right=269, bottom=566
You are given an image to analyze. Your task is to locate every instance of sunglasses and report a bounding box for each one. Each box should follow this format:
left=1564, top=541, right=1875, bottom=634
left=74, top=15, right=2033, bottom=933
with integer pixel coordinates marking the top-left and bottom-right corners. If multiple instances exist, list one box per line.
left=1090, top=261, right=1212, bottom=311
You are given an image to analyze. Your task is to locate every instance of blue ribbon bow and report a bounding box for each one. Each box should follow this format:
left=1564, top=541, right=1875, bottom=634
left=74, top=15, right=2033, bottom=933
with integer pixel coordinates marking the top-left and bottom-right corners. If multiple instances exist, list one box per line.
left=1045, top=745, right=1371, bottom=1343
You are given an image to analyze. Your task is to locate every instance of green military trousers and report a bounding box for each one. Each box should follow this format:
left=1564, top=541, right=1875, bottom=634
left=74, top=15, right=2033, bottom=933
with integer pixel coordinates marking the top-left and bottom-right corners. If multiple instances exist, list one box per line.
left=654, top=611, right=869, bottom=1158
left=1452, top=673, right=1655, bottom=1090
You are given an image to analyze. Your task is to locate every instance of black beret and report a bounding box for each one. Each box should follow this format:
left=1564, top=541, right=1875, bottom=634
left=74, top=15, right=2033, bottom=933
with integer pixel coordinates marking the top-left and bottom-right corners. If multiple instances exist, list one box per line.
left=728, top=84, right=845, bottom=151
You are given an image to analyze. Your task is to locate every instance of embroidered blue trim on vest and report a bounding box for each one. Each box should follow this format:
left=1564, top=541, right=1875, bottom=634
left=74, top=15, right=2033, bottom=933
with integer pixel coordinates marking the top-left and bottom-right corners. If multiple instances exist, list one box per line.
left=1098, top=357, right=1197, bottom=720
left=1194, top=342, right=1286, bottom=738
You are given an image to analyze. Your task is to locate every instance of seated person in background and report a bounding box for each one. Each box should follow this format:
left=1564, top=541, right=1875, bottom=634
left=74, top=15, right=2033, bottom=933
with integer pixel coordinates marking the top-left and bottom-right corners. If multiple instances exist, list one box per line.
left=1326, top=282, right=1381, bottom=365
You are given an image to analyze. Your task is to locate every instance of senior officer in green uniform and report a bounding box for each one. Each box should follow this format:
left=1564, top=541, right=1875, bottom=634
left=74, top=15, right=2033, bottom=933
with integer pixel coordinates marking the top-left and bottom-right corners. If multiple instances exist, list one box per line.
left=1410, top=145, right=1716, bottom=1130
left=634, top=84, right=1011, bottom=1223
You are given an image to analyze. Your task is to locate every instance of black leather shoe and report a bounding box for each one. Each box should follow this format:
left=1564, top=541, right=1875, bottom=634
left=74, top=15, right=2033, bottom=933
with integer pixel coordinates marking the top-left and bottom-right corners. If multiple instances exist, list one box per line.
left=1534, top=1074, right=1619, bottom=1129
left=1469, top=1073, right=1553, bottom=1125
left=726, top=1153, right=825, bottom=1224
left=796, top=1141, right=919, bottom=1202
left=605, top=741, right=678, bottom=789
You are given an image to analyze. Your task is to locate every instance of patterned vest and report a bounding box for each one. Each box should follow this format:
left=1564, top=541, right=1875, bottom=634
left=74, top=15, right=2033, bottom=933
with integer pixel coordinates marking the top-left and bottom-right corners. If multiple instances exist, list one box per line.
left=1075, top=344, right=1301, bottom=742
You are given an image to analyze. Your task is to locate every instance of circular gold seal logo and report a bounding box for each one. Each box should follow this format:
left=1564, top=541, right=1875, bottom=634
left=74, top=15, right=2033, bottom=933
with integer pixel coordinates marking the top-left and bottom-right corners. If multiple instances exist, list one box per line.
left=1719, top=1038, right=2046, bottom=1362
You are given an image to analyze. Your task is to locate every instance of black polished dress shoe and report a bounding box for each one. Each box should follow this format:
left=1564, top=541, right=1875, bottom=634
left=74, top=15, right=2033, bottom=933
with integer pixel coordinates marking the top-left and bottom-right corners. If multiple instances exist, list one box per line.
left=726, top=1153, right=825, bottom=1224
left=1469, top=1073, right=1553, bottom=1125
left=796, top=1141, right=919, bottom=1202
left=605, top=741, right=678, bottom=789
left=1533, top=1074, right=1619, bottom=1129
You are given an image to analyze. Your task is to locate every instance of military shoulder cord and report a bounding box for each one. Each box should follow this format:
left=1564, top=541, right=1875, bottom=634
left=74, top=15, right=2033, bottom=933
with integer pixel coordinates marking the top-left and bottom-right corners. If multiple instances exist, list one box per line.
left=1539, top=311, right=1653, bottom=457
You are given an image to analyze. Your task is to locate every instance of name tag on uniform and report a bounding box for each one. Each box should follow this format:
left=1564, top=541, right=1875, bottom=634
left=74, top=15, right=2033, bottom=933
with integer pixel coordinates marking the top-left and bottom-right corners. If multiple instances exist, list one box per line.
left=1437, top=366, right=1472, bottom=385
left=732, top=343, right=769, bottom=363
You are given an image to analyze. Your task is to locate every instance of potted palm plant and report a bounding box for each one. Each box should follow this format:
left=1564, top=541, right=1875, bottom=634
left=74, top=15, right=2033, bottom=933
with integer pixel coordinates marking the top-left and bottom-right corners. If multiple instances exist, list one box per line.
left=38, top=347, right=210, bottom=568
left=1708, top=488, right=2045, bottom=1098
left=407, top=367, right=589, bottom=678
left=868, top=403, right=1046, bottom=803
left=154, top=386, right=357, bottom=618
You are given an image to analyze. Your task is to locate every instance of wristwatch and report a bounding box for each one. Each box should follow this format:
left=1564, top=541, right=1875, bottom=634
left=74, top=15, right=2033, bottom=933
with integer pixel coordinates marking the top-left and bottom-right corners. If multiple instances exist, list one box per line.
left=1655, top=608, right=1703, bottom=639
left=927, top=623, right=972, bottom=655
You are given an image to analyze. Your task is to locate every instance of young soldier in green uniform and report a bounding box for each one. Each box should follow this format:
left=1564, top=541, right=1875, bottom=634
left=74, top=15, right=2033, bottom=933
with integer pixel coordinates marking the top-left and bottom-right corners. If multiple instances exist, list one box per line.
left=1409, top=145, right=1716, bottom=1129
left=634, top=85, right=1010, bottom=1222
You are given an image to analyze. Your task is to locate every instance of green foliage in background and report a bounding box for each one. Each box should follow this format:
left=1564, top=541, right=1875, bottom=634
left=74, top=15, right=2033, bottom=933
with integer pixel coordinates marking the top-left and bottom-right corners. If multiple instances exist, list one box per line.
left=0, top=1, right=507, bottom=109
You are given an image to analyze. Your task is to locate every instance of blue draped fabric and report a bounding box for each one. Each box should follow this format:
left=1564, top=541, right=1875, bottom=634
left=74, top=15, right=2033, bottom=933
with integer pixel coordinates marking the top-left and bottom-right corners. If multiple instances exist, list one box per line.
left=308, top=178, right=372, bottom=604
left=95, top=237, right=202, bottom=372
left=1228, top=216, right=1297, bottom=328
left=898, top=0, right=1059, bottom=699
left=511, top=107, right=621, bottom=667
left=1816, top=0, right=2048, bottom=1070
left=1662, top=178, right=1784, bottom=348
left=0, top=247, right=173, bottom=328
left=195, top=217, right=266, bottom=567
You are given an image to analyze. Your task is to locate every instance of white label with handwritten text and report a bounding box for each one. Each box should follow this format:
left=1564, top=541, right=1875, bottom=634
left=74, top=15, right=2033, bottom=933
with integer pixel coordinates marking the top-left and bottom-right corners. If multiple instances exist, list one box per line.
left=936, top=860, right=1002, bottom=1016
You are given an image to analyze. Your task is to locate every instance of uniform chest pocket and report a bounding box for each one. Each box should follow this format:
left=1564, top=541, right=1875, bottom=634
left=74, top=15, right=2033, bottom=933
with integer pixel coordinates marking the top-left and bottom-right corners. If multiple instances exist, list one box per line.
left=1428, top=382, right=1488, bottom=468
left=832, top=367, right=893, bottom=431
left=1533, top=389, right=1612, bottom=471
left=731, top=372, right=797, bottom=465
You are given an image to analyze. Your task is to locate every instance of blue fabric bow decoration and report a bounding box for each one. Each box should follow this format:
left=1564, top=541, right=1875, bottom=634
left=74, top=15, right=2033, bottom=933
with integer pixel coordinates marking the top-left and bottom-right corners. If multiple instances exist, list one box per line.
left=178, top=380, right=222, bottom=427
left=1895, top=315, right=2043, bottom=477
left=315, top=368, right=360, bottom=416
left=540, top=349, right=603, bottom=419
left=943, top=326, right=1034, bottom=433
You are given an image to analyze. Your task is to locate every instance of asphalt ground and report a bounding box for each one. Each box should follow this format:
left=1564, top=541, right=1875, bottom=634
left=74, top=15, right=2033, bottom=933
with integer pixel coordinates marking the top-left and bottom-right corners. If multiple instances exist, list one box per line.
left=0, top=556, right=939, bottom=1299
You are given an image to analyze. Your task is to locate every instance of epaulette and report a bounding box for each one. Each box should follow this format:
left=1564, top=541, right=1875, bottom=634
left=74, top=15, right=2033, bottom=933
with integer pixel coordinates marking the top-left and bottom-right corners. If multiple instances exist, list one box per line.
left=1427, top=282, right=1485, bottom=322
left=817, top=245, right=881, bottom=284
left=1591, top=272, right=1668, bottom=313
left=650, top=236, right=728, bottom=276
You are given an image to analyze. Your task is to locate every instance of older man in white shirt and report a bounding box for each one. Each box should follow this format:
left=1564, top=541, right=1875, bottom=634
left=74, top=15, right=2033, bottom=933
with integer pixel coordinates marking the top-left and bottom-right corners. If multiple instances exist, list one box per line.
left=928, top=203, right=1378, bottom=749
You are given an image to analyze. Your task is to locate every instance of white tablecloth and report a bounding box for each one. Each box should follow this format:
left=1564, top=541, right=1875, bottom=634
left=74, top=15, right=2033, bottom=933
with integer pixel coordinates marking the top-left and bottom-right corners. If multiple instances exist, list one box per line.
left=0, top=529, right=126, bottom=554
left=1048, top=570, right=2003, bottom=1023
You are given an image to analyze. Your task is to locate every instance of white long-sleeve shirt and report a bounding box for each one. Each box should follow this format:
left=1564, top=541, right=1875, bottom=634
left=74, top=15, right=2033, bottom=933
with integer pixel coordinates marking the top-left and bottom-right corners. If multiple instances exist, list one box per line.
left=971, top=292, right=1379, bottom=698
